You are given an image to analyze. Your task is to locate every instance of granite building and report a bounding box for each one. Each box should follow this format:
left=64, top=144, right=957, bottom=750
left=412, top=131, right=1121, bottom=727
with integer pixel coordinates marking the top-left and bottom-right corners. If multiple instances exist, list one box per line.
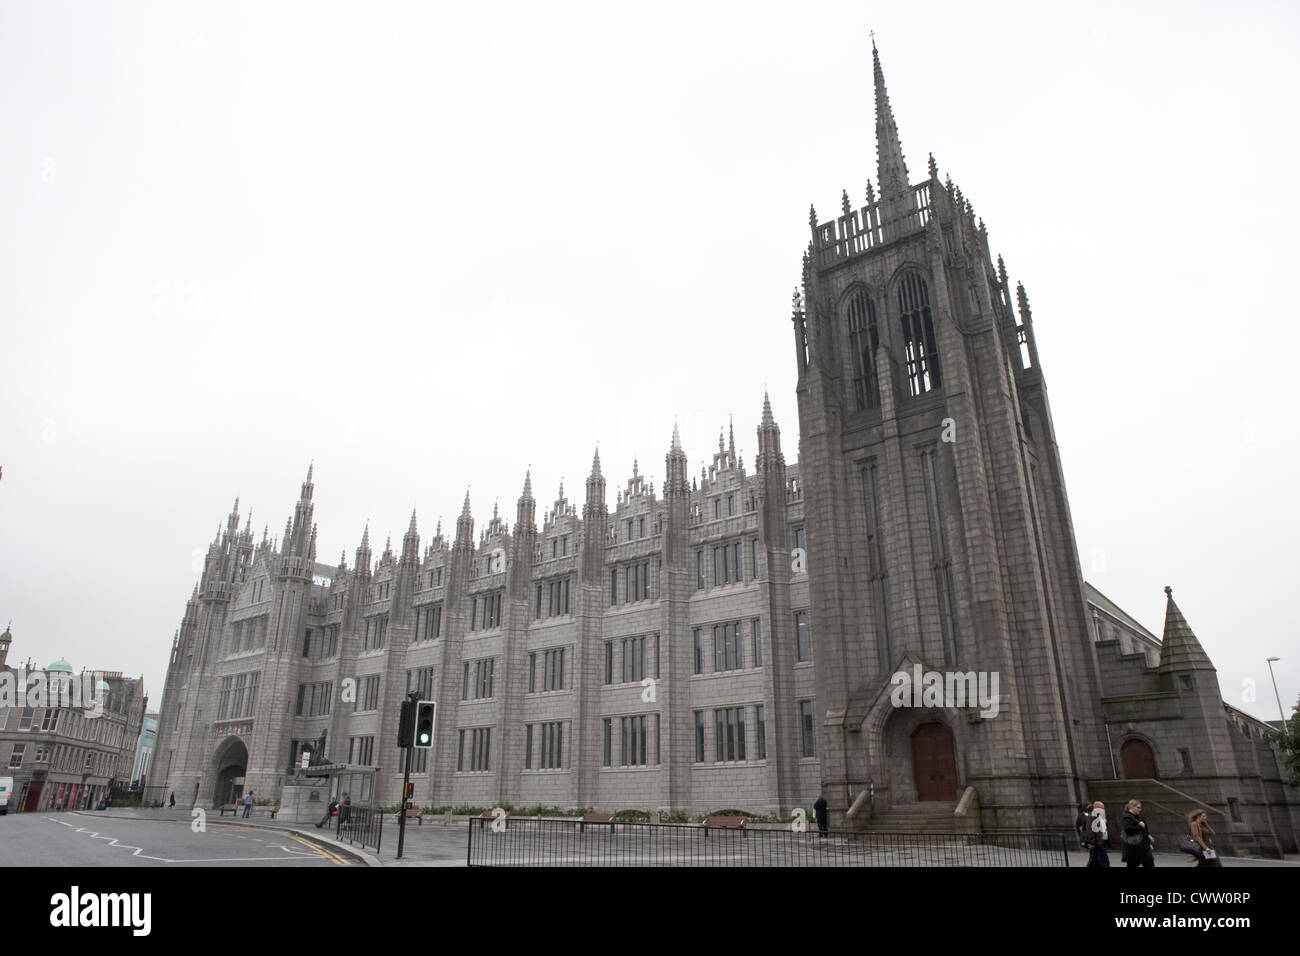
left=148, top=43, right=1298, bottom=852
left=0, top=626, right=148, bottom=813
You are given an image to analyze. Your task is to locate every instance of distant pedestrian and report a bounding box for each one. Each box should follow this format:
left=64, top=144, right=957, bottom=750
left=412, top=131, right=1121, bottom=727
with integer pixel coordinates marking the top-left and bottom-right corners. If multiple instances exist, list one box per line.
left=813, top=793, right=828, bottom=838
left=243, top=790, right=254, bottom=818
left=1084, top=801, right=1110, bottom=867
left=1187, top=809, right=1221, bottom=867
left=1122, top=799, right=1155, bottom=868
left=169, top=792, right=175, bottom=808
left=339, top=793, right=352, bottom=830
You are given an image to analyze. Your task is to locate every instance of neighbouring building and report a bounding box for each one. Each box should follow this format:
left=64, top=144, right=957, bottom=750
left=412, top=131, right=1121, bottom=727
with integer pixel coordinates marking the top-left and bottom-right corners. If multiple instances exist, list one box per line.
left=131, top=712, right=158, bottom=787
left=0, top=625, right=148, bottom=812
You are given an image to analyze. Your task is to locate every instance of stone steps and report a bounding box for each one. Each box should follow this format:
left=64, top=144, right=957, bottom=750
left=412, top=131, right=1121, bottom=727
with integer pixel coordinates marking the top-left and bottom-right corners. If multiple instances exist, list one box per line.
left=865, top=802, right=961, bottom=833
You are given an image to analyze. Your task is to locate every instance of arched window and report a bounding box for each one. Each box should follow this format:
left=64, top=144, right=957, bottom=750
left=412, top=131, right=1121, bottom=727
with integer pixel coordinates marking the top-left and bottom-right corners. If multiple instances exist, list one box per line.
left=898, top=273, right=942, bottom=395
left=847, top=289, right=880, bottom=410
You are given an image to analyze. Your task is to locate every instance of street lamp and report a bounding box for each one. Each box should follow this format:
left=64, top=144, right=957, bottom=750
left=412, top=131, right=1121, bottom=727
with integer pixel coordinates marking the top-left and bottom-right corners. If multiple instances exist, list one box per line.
left=1266, top=657, right=1286, bottom=728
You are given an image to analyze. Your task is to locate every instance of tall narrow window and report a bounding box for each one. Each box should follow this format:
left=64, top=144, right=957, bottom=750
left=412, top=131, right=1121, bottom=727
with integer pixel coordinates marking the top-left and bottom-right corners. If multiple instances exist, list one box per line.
left=898, top=273, right=941, bottom=395
left=848, top=289, right=881, bottom=409
left=795, top=611, right=811, bottom=662
left=800, top=699, right=816, bottom=757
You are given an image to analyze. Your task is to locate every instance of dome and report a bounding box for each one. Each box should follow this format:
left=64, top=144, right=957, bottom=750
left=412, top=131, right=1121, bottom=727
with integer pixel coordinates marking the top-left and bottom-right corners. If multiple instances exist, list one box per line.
left=47, top=658, right=73, bottom=673
left=96, top=680, right=111, bottom=692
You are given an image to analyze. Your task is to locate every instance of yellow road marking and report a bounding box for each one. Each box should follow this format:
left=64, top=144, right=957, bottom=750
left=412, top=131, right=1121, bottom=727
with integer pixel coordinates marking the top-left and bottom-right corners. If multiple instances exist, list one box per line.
left=285, top=831, right=350, bottom=866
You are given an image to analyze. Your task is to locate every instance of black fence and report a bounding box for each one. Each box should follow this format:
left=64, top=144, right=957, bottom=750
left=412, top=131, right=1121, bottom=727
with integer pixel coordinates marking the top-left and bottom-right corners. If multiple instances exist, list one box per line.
left=467, top=818, right=1069, bottom=867
left=106, top=783, right=170, bottom=808
left=335, top=804, right=383, bottom=853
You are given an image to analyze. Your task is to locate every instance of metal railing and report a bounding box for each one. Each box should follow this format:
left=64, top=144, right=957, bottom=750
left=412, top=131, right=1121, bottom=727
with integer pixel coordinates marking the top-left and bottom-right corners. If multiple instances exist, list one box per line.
left=335, top=805, right=383, bottom=853
left=106, top=783, right=170, bottom=807
left=467, top=819, right=1068, bottom=867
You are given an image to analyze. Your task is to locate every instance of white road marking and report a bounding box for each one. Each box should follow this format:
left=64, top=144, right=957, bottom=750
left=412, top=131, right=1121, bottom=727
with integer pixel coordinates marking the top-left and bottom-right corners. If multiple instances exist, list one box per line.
left=38, top=818, right=325, bottom=864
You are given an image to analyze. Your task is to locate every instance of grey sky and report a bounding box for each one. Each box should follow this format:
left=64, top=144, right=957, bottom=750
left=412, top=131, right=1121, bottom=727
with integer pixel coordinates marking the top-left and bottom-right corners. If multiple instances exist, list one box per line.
left=1, top=1, right=1296, bottom=727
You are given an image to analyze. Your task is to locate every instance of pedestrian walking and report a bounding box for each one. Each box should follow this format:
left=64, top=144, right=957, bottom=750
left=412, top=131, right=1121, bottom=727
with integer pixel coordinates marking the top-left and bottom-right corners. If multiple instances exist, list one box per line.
left=339, top=793, right=352, bottom=831
left=169, top=792, right=175, bottom=808
left=813, top=793, right=829, bottom=839
left=1075, top=802, right=1092, bottom=848
left=1083, top=801, right=1110, bottom=867
left=1121, top=799, right=1155, bottom=868
left=1186, top=809, right=1221, bottom=867
left=243, top=790, right=254, bottom=818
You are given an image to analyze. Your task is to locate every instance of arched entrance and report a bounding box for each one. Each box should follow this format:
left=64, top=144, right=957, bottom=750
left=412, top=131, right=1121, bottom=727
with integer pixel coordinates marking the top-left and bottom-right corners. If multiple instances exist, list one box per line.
left=1120, top=739, right=1157, bottom=779
left=213, top=737, right=248, bottom=806
left=910, top=722, right=958, bottom=801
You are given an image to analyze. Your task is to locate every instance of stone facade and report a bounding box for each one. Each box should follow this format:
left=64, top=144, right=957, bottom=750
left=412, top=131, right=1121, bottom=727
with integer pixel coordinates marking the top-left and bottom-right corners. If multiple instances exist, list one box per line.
left=149, top=427, right=821, bottom=817
left=146, top=43, right=1299, bottom=851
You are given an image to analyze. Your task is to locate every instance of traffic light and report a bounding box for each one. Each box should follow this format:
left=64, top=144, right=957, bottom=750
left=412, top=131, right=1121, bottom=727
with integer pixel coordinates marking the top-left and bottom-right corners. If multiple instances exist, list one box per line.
left=414, top=700, right=436, bottom=749
left=404, top=782, right=414, bottom=803
left=397, top=699, right=414, bottom=749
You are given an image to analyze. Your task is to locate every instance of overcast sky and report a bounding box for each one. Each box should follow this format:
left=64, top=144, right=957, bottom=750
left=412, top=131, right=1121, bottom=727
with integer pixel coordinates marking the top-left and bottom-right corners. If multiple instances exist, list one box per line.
left=1, top=0, right=1296, bottom=728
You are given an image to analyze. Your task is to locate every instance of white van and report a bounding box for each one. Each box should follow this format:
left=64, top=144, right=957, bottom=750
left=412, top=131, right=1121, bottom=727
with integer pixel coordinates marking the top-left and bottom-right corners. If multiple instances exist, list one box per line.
left=0, top=776, right=12, bottom=814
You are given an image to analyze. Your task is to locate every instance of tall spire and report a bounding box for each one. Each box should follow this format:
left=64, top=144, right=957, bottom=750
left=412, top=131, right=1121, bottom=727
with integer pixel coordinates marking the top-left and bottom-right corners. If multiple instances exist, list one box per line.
left=355, top=523, right=372, bottom=575
left=761, top=390, right=775, bottom=427
left=872, top=39, right=912, bottom=233
left=401, top=509, right=419, bottom=566
left=586, top=447, right=605, bottom=505
left=1158, top=587, right=1215, bottom=674
left=455, top=489, right=474, bottom=549
left=517, top=468, right=537, bottom=533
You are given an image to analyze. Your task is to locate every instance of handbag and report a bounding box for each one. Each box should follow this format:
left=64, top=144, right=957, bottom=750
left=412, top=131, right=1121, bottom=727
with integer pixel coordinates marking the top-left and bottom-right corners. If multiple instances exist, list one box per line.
left=1179, top=835, right=1201, bottom=856
left=1123, top=830, right=1144, bottom=847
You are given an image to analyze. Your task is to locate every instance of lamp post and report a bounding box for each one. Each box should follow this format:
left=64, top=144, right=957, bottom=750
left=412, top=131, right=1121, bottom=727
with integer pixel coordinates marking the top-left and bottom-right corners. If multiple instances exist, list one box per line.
left=1266, top=657, right=1286, bottom=728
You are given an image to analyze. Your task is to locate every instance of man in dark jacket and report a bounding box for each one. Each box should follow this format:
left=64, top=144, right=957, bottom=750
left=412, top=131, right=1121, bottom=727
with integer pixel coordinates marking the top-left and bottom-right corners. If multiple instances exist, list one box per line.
left=1122, top=799, right=1155, bottom=867
left=316, top=798, right=339, bottom=829
left=813, top=794, right=828, bottom=838
left=1075, top=803, right=1092, bottom=847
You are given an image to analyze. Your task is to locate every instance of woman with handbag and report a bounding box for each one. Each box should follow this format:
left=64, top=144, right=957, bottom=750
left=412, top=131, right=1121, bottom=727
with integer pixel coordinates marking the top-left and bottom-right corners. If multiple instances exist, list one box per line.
left=1122, top=799, right=1156, bottom=867
left=1185, top=809, right=1222, bottom=867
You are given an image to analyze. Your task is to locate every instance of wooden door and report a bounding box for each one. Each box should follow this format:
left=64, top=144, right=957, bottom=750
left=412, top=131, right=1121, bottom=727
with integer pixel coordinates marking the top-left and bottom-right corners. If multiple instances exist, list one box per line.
left=1121, top=739, right=1157, bottom=779
left=911, top=722, right=958, bottom=801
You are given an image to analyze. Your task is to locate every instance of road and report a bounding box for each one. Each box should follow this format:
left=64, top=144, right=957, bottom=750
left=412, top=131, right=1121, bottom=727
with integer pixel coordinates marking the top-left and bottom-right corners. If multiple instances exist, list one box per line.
left=0, top=811, right=352, bottom=866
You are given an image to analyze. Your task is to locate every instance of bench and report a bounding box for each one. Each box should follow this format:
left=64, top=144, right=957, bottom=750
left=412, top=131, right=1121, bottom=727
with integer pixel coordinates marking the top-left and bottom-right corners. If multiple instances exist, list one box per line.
left=580, top=812, right=616, bottom=833
left=256, top=804, right=280, bottom=819
left=220, top=804, right=238, bottom=816
left=403, top=807, right=424, bottom=826
left=704, top=815, right=748, bottom=838
left=476, top=810, right=509, bottom=830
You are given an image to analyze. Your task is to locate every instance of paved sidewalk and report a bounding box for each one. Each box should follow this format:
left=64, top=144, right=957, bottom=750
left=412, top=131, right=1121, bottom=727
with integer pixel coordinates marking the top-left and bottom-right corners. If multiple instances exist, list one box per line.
left=55, top=809, right=1300, bottom=867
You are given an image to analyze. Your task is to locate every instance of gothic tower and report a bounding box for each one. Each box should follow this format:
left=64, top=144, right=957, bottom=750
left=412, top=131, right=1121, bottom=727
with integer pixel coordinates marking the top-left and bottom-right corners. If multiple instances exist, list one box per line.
left=795, top=41, right=1106, bottom=828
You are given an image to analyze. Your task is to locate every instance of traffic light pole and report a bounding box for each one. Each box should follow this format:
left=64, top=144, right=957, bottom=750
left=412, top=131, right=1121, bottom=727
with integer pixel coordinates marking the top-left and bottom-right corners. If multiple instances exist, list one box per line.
left=396, top=691, right=418, bottom=860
